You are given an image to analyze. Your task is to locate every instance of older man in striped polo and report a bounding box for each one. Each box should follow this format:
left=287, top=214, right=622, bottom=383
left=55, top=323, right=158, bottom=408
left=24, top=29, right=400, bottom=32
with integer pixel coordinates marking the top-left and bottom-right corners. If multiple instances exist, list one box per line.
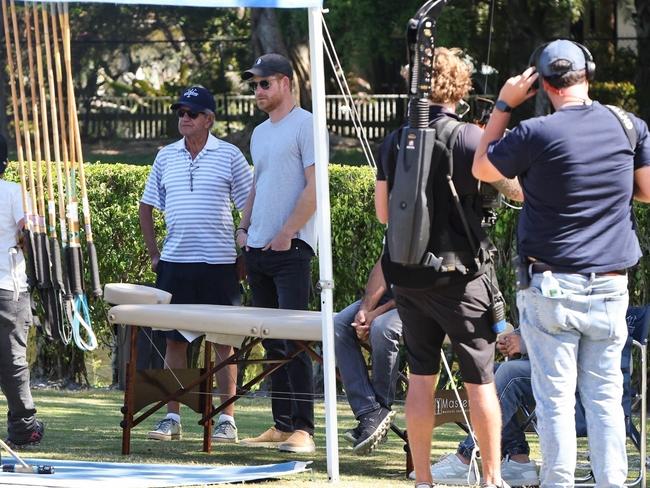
left=139, top=86, right=253, bottom=443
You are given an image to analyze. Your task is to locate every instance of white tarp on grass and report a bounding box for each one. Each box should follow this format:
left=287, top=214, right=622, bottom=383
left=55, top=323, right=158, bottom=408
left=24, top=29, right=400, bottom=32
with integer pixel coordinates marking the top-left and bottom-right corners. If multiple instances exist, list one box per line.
left=0, top=459, right=311, bottom=487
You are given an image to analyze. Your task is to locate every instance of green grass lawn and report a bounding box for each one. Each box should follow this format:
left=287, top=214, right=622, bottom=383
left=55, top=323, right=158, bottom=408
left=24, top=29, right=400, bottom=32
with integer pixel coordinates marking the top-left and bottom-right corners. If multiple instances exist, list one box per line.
left=0, top=389, right=645, bottom=487
left=0, top=389, right=488, bottom=486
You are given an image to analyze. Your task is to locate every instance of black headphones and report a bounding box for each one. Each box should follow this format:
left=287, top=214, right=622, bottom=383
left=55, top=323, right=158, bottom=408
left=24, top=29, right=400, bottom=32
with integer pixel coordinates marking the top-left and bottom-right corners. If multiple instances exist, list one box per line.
left=528, top=40, right=596, bottom=81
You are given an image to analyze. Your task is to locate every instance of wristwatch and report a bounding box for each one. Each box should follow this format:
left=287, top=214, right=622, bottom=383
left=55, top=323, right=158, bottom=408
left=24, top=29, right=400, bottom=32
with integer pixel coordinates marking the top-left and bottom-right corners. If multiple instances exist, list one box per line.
left=494, top=99, right=513, bottom=113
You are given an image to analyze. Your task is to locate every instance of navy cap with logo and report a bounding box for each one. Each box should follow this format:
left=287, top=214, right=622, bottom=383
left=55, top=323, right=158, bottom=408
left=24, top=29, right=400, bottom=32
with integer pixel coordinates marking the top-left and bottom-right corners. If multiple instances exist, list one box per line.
left=538, top=40, right=587, bottom=77
left=243, top=53, right=293, bottom=80
left=170, top=86, right=216, bottom=113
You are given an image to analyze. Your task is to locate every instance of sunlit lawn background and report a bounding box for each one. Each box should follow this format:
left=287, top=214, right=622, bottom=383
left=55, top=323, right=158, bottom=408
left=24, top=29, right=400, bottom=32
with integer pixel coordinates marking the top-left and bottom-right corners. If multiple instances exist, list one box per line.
left=0, top=389, right=528, bottom=487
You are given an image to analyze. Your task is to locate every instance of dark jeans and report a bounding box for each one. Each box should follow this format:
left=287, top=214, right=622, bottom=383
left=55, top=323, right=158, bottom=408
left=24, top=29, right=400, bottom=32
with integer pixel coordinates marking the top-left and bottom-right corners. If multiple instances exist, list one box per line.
left=245, top=239, right=314, bottom=435
left=0, top=290, right=38, bottom=439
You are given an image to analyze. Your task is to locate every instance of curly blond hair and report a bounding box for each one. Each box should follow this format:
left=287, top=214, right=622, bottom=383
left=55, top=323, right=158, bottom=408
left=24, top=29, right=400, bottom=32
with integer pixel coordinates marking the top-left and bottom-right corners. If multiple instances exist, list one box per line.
left=429, top=47, right=473, bottom=105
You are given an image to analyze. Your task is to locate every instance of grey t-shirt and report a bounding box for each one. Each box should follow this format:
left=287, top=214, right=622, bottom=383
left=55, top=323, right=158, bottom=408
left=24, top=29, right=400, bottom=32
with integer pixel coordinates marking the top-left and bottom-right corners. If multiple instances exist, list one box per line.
left=248, top=106, right=317, bottom=252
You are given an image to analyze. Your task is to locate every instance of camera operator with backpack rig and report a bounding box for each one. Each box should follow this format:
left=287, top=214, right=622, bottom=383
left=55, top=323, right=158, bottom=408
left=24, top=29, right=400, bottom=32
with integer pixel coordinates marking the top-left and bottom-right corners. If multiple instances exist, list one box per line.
left=375, top=46, right=522, bottom=488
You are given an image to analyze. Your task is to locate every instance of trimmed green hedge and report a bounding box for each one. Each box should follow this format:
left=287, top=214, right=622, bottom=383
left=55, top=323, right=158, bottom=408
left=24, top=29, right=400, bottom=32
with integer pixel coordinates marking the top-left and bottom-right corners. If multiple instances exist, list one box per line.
left=5, top=162, right=650, bottom=336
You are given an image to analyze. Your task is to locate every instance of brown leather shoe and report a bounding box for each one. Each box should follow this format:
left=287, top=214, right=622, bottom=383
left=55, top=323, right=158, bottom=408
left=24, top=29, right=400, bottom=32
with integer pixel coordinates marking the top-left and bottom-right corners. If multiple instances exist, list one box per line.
left=277, top=429, right=315, bottom=453
left=240, top=426, right=292, bottom=448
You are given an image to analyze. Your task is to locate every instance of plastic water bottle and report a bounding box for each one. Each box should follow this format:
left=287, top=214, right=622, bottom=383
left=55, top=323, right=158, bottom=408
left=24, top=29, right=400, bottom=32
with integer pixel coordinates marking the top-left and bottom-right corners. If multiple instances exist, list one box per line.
left=540, top=270, right=562, bottom=298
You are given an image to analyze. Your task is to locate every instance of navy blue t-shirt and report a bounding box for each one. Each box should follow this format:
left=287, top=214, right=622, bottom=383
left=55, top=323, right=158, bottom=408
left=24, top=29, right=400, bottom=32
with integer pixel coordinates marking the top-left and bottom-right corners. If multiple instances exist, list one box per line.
left=488, top=101, right=650, bottom=273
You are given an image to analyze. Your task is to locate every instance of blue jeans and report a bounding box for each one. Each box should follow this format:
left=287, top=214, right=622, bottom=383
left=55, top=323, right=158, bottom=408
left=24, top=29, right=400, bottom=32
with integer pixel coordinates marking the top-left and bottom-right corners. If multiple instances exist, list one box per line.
left=518, top=272, right=628, bottom=488
left=334, top=300, right=402, bottom=418
left=458, top=358, right=534, bottom=459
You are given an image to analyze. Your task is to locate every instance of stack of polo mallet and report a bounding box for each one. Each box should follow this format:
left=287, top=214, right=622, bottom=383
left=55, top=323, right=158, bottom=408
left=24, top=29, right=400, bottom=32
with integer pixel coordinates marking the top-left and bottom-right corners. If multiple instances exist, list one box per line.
left=2, top=0, right=101, bottom=351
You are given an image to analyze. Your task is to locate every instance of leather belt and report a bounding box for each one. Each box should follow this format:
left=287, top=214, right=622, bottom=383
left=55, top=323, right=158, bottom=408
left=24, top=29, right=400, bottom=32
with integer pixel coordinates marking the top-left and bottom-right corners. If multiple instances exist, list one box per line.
left=529, top=262, right=626, bottom=277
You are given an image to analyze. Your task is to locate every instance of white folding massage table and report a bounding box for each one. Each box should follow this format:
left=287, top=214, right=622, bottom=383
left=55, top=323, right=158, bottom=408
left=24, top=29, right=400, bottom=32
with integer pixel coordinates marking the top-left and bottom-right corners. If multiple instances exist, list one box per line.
left=105, top=283, right=326, bottom=455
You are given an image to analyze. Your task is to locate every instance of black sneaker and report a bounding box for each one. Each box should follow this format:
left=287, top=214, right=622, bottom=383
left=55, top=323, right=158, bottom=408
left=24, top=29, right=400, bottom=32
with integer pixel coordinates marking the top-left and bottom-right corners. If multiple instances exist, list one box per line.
left=352, top=407, right=395, bottom=455
left=5, top=420, right=44, bottom=449
left=342, top=424, right=361, bottom=445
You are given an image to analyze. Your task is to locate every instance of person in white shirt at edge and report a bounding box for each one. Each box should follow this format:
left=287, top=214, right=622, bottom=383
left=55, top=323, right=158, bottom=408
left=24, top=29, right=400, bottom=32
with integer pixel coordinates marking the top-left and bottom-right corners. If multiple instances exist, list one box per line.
left=0, top=133, right=45, bottom=449
left=139, top=86, right=253, bottom=444
left=236, top=54, right=318, bottom=454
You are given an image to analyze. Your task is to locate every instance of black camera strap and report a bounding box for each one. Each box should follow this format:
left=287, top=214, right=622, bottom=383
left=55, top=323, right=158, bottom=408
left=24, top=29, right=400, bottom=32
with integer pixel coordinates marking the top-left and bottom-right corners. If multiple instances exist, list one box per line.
left=605, top=105, right=637, bottom=151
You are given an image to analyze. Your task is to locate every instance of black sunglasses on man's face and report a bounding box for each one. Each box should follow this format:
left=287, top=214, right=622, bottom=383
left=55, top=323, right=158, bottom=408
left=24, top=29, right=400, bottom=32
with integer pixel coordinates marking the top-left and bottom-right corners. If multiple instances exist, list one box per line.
left=248, top=78, right=279, bottom=93
left=177, top=109, right=203, bottom=119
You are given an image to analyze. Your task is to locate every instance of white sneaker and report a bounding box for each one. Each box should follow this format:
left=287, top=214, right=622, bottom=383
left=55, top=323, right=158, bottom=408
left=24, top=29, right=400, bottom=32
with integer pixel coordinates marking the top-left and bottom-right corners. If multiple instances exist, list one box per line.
left=500, top=457, right=539, bottom=487
left=147, top=418, right=182, bottom=441
left=423, top=453, right=477, bottom=485
left=212, top=419, right=238, bottom=443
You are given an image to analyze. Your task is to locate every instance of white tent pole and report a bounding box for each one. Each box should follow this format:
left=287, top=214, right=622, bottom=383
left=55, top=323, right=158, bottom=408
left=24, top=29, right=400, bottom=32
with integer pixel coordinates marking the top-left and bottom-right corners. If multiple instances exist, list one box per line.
left=308, top=6, right=339, bottom=483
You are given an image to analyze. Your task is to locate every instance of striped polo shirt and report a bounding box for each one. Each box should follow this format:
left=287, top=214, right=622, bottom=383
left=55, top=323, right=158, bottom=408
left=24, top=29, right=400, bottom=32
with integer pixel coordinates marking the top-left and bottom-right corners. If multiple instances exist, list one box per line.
left=141, top=134, right=253, bottom=264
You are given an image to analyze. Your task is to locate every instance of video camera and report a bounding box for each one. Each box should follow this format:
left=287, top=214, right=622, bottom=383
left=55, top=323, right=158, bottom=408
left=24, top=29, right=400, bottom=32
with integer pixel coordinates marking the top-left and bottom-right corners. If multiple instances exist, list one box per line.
left=479, top=183, right=503, bottom=227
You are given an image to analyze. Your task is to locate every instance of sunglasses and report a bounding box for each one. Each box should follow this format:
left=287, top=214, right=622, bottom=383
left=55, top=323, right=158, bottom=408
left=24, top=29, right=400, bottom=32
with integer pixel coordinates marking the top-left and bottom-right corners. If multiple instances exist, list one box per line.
left=248, top=78, right=278, bottom=92
left=177, top=109, right=203, bottom=119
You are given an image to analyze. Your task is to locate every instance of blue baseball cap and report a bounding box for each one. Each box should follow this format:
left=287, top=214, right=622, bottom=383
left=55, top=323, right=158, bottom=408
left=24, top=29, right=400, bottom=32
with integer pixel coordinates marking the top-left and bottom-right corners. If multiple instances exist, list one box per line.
left=170, top=86, right=216, bottom=113
left=538, top=40, right=586, bottom=77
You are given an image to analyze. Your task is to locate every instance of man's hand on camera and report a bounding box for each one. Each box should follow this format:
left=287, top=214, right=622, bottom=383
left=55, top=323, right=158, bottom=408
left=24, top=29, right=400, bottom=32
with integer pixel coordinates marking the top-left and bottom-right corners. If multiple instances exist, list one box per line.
left=498, top=67, right=539, bottom=109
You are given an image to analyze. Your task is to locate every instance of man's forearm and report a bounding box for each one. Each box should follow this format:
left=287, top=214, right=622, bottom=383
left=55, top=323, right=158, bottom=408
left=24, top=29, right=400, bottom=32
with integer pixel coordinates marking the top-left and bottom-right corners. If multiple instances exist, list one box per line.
left=370, top=299, right=395, bottom=318
left=279, top=172, right=316, bottom=238
left=359, top=260, right=387, bottom=312
left=281, top=191, right=316, bottom=238
left=634, top=167, right=650, bottom=203
left=238, top=185, right=256, bottom=230
left=138, top=203, right=159, bottom=258
left=489, top=178, right=524, bottom=202
left=472, top=111, right=511, bottom=182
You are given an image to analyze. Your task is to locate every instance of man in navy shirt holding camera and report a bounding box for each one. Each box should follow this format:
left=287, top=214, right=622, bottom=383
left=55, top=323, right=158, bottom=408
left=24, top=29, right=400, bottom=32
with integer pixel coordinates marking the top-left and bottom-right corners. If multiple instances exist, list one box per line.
left=473, top=39, right=650, bottom=487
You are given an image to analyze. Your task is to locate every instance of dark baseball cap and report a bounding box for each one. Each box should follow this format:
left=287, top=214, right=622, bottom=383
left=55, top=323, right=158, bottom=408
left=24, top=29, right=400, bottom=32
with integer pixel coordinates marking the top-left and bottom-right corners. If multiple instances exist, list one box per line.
left=243, top=53, right=293, bottom=80
left=170, top=86, right=216, bottom=113
left=538, top=40, right=586, bottom=77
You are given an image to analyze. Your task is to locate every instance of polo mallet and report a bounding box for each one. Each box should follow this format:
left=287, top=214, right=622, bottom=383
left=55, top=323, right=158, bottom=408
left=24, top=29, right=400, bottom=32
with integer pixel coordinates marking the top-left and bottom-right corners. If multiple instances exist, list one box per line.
left=0, top=438, right=54, bottom=475
left=3, top=0, right=39, bottom=289
left=60, top=2, right=102, bottom=299
left=40, top=1, right=71, bottom=343
left=57, top=2, right=97, bottom=351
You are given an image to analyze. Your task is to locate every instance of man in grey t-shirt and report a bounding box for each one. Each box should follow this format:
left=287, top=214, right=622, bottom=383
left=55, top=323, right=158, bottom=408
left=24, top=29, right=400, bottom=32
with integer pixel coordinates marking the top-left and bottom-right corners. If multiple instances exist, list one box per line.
left=237, top=54, right=317, bottom=454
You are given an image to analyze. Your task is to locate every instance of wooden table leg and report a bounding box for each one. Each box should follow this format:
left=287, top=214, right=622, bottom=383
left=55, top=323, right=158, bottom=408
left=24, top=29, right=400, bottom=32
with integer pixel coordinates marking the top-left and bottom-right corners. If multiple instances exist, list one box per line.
left=202, top=341, right=214, bottom=453
left=121, top=325, right=138, bottom=455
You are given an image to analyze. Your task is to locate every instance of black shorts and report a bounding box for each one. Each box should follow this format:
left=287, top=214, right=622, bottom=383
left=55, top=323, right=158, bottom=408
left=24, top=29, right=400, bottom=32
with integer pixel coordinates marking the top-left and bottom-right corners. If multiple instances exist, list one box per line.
left=155, top=260, right=241, bottom=343
left=393, top=272, right=496, bottom=384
